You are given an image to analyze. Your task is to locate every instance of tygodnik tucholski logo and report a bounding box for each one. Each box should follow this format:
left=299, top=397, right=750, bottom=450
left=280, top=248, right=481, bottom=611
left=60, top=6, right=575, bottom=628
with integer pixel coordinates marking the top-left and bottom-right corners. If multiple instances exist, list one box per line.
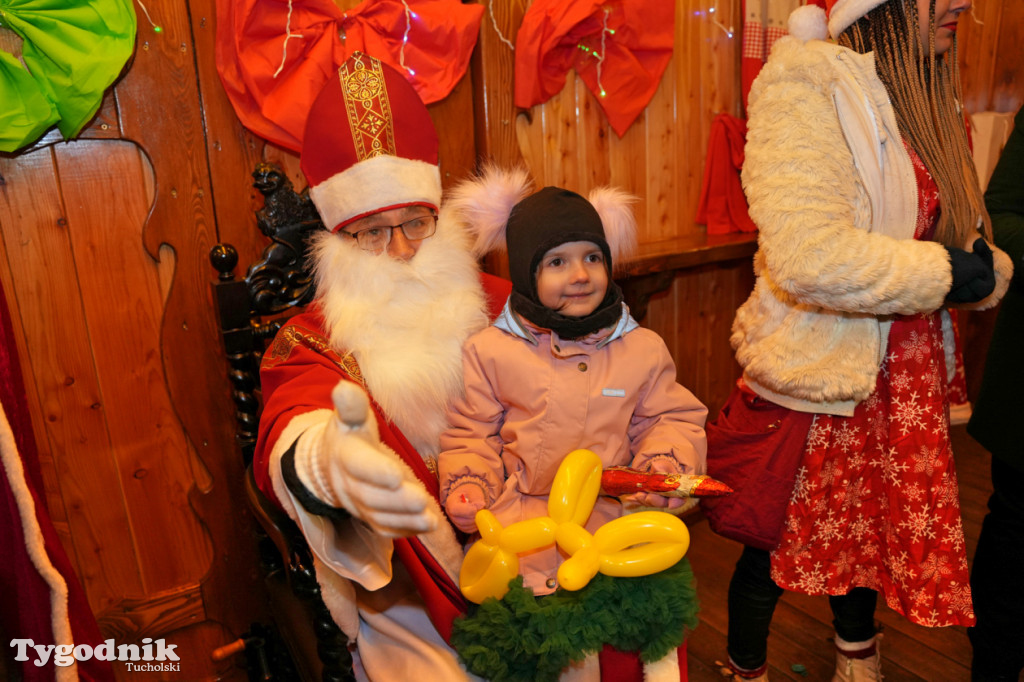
left=10, top=637, right=181, bottom=671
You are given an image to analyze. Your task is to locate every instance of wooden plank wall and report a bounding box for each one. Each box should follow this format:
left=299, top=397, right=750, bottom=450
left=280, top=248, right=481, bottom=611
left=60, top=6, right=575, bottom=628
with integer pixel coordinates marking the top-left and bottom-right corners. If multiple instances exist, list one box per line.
left=0, top=2, right=1020, bottom=680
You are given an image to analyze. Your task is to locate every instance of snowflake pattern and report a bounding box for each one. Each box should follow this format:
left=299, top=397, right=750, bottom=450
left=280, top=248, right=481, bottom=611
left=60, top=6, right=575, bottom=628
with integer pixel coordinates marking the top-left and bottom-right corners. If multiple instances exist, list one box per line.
left=813, top=509, right=844, bottom=549
left=833, top=550, right=855, bottom=576
left=771, top=309, right=974, bottom=628
left=832, top=422, right=863, bottom=454
left=898, top=507, right=937, bottom=543
left=940, top=581, right=975, bottom=618
left=790, top=561, right=828, bottom=594
left=886, top=551, right=916, bottom=588
left=903, top=481, right=925, bottom=503
left=933, top=472, right=960, bottom=508
left=942, top=517, right=966, bottom=553
left=849, top=513, right=873, bottom=541
left=818, top=459, right=841, bottom=487
left=918, top=552, right=953, bottom=583
left=891, top=369, right=914, bottom=394
left=898, top=331, right=930, bottom=364
left=891, top=391, right=927, bottom=436
left=912, top=444, right=943, bottom=476
left=872, top=446, right=910, bottom=487
left=789, top=466, right=811, bottom=505
left=806, top=418, right=833, bottom=449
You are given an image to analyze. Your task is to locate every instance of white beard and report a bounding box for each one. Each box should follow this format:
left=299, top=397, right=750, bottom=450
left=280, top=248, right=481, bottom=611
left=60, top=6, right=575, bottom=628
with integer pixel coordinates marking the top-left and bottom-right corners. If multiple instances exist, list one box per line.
left=310, top=209, right=489, bottom=457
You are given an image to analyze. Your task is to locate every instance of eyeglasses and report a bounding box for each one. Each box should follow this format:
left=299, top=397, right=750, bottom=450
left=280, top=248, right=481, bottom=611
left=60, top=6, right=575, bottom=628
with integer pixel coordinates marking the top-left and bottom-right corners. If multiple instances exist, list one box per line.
left=343, top=213, right=438, bottom=251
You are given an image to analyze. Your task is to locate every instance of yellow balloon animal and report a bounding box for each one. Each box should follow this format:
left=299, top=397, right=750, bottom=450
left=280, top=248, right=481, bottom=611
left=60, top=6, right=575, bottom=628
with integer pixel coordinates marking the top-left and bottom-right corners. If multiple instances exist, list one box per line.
left=459, top=449, right=691, bottom=604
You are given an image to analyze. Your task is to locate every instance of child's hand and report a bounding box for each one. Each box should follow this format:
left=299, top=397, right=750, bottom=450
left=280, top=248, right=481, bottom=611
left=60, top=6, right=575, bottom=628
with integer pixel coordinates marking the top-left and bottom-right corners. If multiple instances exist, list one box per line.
left=629, top=490, right=686, bottom=510
left=445, top=484, right=486, bottom=533
left=628, top=456, right=686, bottom=510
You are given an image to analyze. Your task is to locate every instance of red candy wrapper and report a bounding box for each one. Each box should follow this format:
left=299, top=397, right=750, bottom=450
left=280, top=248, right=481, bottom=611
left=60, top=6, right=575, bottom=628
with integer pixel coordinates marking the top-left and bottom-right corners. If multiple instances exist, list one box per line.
left=600, top=467, right=733, bottom=498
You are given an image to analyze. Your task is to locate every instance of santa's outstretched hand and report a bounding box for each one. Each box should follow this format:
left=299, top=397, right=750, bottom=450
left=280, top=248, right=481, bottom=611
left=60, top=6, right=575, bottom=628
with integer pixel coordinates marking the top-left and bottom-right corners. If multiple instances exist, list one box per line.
left=304, top=381, right=441, bottom=538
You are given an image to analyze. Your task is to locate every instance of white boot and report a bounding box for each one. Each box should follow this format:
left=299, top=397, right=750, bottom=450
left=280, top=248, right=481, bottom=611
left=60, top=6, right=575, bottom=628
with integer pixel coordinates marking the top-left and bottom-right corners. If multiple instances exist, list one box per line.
left=831, top=633, right=882, bottom=682
left=717, top=659, right=768, bottom=681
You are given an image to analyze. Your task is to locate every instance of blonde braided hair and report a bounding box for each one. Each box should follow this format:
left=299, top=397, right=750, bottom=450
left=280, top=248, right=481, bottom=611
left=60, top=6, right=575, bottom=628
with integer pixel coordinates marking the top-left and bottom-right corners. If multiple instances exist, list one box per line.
left=840, top=0, right=991, bottom=247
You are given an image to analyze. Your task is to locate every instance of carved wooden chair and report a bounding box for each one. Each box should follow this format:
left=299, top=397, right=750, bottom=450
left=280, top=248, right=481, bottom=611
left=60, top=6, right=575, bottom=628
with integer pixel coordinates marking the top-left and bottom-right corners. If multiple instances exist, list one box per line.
left=209, top=162, right=354, bottom=682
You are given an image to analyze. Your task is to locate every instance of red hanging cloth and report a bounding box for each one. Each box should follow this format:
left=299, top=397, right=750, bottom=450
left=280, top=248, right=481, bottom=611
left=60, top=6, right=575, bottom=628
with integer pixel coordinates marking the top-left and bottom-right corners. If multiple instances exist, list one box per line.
left=514, top=0, right=674, bottom=138
left=215, top=0, right=484, bottom=152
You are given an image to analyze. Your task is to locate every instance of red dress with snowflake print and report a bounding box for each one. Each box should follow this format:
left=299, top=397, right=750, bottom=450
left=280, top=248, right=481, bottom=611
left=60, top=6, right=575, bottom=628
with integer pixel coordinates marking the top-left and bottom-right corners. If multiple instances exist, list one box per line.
left=769, top=144, right=975, bottom=628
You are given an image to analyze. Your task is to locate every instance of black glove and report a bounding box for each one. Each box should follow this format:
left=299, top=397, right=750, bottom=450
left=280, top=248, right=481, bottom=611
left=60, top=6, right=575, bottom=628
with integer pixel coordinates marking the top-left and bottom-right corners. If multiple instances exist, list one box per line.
left=945, top=237, right=996, bottom=303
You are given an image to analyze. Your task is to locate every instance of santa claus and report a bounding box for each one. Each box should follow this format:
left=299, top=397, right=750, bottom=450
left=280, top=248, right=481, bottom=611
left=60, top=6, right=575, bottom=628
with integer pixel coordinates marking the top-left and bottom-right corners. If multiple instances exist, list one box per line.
left=253, top=50, right=509, bottom=681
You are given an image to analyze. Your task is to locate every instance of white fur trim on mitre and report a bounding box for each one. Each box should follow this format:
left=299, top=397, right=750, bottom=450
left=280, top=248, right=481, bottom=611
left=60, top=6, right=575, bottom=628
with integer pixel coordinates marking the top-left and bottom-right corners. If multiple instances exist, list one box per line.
left=309, top=154, right=442, bottom=232
left=827, top=0, right=888, bottom=39
left=587, top=186, right=638, bottom=273
left=788, top=5, right=828, bottom=42
left=446, top=163, right=534, bottom=258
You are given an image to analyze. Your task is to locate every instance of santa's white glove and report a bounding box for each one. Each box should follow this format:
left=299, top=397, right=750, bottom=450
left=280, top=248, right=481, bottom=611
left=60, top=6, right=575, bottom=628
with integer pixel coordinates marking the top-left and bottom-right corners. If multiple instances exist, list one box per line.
left=298, top=381, right=441, bottom=538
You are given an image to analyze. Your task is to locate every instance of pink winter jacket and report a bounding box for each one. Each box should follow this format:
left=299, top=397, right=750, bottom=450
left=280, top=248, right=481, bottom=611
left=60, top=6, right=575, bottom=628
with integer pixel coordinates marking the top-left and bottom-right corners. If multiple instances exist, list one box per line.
left=439, top=303, right=708, bottom=595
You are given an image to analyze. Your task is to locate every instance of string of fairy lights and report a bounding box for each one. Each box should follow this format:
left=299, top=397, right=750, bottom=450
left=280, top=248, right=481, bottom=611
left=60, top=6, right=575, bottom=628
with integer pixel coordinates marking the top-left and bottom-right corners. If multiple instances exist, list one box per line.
left=274, top=0, right=304, bottom=77
left=399, top=0, right=416, bottom=75
left=135, top=0, right=162, bottom=33
left=574, top=8, right=614, bottom=97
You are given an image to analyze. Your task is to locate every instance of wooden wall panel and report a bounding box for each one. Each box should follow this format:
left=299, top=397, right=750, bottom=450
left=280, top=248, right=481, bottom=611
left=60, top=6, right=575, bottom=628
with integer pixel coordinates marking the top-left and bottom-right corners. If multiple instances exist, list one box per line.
left=643, top=261, right=755, bottom=419
left=988, top=5, right=1024, bottom=113
left=473, top=0, right=529, bottom=167
left=0, top=156, right=72, bottom=552
left=0, top=148, right=146, bottom=612
left=958, top=2, right=1024, bottom=115
left=482, top=0, right=742, bottom=244
left=56, top=140, right=211, bottom=592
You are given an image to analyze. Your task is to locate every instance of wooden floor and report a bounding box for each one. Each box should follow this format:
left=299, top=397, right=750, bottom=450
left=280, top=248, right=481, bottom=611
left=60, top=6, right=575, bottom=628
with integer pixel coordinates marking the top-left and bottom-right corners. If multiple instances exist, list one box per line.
left=683, top=423, right=999, bottom=682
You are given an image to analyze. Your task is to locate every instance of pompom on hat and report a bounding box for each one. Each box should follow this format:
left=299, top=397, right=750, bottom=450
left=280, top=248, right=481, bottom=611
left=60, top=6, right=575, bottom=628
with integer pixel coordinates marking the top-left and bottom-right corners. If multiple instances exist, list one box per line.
left=786, top=0, right=891, bottom=42
left=300, top=51, right=442, bottom=232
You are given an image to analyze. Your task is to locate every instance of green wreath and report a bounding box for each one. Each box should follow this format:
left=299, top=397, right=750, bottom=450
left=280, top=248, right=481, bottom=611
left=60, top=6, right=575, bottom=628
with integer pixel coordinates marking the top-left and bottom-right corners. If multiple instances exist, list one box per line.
left=0, top=0, right=136, bottom=153
left=451, top=557, right=700, bottom=682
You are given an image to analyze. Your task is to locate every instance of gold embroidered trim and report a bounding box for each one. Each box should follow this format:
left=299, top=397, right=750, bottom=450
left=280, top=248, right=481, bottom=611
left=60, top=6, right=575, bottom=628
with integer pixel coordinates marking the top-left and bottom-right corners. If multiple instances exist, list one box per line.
left=262, top=324, right=365, bottom=388
left=339, top=52, right=396, bottom=162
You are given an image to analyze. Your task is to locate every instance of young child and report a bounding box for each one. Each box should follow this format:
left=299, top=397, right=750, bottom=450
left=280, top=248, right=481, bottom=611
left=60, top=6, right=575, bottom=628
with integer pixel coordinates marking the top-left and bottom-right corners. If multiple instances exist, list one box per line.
left=438, top=167, right=708, bottom=599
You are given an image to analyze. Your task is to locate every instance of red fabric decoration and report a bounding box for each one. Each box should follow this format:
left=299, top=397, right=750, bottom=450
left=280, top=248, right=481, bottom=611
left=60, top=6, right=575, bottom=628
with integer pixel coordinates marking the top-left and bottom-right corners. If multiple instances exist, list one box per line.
left=514, top=0, right=674, bottom=138
left=215, top=0, right=483, bottom=152
left=696, top=113, right=756, bottom=234
left=0, top=282, right=113, bottom=682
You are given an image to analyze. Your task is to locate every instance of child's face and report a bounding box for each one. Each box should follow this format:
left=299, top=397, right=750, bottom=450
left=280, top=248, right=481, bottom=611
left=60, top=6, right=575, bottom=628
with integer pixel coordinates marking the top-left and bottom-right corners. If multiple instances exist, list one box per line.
left=535, top=241, right=609, bottom=318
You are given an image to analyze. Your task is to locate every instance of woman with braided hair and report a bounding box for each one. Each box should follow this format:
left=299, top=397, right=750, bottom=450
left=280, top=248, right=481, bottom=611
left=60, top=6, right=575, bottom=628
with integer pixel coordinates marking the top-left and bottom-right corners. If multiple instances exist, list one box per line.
left=707, top=0, right=1014, bottom=680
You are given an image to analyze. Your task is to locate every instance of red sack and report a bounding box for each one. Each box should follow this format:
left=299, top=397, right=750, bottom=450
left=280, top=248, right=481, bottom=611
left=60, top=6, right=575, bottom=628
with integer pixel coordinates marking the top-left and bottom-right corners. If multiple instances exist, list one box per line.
left=701, top=380, right=814, bottom=551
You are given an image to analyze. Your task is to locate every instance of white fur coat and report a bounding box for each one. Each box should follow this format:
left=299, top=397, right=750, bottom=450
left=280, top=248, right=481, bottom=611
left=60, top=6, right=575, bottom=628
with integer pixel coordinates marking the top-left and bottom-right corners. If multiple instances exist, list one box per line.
left=734, top=37, right=1012, bottom=415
